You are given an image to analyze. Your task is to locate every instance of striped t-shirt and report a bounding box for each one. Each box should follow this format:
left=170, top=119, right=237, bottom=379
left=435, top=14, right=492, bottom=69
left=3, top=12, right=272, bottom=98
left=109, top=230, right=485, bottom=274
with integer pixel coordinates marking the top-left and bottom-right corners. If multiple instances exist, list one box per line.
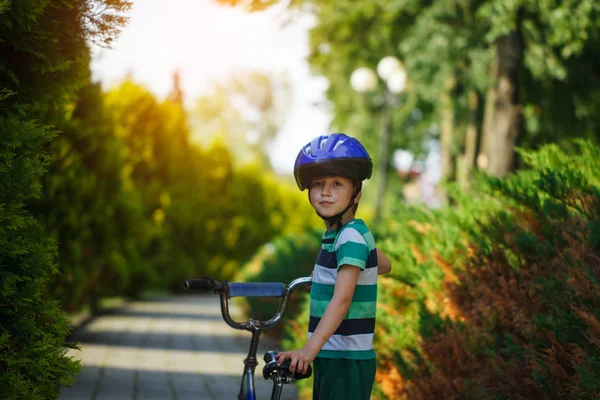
left=309, top=219, right=377, bottom=360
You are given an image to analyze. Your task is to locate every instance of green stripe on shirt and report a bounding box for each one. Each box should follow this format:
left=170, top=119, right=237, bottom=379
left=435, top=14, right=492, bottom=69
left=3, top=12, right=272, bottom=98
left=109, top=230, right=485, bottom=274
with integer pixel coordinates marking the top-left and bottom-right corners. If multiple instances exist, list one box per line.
left=310, top=282, right=377, bottom=303
left=363, top=231, right=376, bottom=249
left=336, top=238, right=368, bottom=268
left=310, top=299, right=377, bottom=319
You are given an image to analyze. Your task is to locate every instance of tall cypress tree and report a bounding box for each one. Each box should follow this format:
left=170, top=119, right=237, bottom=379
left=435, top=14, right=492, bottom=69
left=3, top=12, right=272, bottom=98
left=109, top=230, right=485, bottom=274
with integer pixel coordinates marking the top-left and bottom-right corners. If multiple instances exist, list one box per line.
left=0, top=93, right=80, bottom=399
left=0, top=1, right=130, bottom=398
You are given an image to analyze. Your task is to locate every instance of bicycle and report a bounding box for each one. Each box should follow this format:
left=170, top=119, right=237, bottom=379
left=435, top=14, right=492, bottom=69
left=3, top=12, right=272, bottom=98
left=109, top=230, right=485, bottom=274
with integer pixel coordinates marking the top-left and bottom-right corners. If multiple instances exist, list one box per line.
left=184, top=276, right=313, bottom=400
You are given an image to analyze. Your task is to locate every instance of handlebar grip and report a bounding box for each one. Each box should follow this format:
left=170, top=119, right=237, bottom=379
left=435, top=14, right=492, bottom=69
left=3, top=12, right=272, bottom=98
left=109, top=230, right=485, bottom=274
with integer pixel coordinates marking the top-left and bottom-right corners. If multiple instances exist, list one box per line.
left=184, top=277, right=216, bottom=291
left=262, top=350, right=312, bottom=380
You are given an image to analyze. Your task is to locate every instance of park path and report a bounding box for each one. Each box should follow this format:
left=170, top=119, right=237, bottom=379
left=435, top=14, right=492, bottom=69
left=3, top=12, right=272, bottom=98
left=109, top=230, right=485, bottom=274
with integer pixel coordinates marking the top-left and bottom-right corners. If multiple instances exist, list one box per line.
left=60, top=294, right=299, bottom=400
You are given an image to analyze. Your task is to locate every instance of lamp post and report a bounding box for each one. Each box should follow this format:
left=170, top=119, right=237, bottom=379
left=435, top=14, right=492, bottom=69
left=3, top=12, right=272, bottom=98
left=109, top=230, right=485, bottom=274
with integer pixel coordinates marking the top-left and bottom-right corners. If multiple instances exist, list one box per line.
left=350, top=56, right=407, bottom=224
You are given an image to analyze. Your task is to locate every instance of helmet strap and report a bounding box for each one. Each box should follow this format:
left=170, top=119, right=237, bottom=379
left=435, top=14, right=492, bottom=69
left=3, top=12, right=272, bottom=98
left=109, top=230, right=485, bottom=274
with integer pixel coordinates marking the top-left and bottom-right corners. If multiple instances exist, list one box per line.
left=310, top=182, right=362, bottom=231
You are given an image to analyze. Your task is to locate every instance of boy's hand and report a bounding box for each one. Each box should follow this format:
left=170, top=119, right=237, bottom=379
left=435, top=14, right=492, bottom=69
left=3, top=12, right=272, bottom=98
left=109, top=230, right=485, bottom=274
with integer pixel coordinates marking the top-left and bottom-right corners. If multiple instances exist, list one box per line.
left=376, top=248, right=392, bottom=275
left=275, top=346, right=317, bottom=375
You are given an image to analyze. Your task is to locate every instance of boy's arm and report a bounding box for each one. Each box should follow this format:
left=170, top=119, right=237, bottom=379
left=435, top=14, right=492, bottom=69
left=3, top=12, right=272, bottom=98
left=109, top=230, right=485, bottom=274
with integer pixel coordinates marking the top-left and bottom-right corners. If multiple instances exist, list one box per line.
left=276, top=265, right=360, bottom=374
left=305, top=265, right=360, bottom=352
left=377, top=248, right=392, bottom=275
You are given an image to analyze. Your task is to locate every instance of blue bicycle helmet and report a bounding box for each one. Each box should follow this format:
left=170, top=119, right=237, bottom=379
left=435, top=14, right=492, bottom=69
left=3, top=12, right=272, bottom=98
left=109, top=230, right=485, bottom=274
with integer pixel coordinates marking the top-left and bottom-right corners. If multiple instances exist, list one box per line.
left=294, top=133, right=372, bottom=228
left=294, top=133, right=372, bottom=191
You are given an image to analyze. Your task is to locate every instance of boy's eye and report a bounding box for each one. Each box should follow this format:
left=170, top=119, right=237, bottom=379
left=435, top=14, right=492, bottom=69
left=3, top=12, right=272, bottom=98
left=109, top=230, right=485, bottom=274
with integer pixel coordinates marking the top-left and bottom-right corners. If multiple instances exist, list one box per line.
left=311, top=181, right=323, bottom=187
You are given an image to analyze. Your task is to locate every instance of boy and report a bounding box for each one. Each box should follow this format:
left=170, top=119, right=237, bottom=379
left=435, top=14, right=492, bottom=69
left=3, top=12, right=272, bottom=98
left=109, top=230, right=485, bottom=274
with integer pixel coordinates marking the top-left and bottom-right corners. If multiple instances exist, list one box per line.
left=276, top=133, right=391, bottom=400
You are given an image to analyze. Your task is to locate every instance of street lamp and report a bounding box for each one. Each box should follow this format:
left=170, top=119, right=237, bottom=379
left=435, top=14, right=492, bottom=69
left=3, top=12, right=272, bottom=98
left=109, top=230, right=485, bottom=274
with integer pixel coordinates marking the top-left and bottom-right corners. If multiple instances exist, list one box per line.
left=350, top=56, right=407, bottom=223
left=350, top=67, right=378, bottom=93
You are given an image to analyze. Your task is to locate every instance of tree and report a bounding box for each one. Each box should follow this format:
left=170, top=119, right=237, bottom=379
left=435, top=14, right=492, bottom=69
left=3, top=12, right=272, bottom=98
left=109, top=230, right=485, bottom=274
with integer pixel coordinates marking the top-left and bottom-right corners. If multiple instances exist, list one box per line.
left=0, top=1, right=130, bottom=397
left=191, top=70, right=292, bottom=170
left=105, top=79, right=300, bottom=287
left=218, top=0, right=600, bottom=184
left=30, top=82, right=149, bottom=312
left=0, top=93, right=82, bottom=400
left=0, top=0, right=131, bottom=110
left=477, top=0, right=600, bottom=176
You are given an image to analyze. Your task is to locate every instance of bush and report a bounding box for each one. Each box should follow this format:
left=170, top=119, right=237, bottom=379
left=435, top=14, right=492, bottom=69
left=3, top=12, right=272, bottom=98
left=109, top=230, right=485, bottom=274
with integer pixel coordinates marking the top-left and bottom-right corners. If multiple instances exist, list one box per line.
left=105, top=82, right=321, bottom=292
left=29, top=83, right=150, bottom=312
left=374, top=141, right=600, bottom=399
left=0, top=103, right=80, bottom=399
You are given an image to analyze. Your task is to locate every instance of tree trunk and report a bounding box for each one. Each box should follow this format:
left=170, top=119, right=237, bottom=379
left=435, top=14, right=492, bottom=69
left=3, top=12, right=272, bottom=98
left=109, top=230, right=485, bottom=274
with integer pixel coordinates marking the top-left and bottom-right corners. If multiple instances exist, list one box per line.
left=481, top=29, right=524, bottom=177
left=457, top=91, right=479, bottom=189
left=438, top=74, right=456, bottom=204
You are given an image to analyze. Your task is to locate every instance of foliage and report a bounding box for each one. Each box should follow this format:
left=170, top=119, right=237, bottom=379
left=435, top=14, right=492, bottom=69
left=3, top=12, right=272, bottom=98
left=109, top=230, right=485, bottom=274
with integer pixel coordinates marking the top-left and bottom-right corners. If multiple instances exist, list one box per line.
left=477, top=0, right=600, bottom=149
left=0, top=1, right=129, bottom=396
left=305, top=0, right=600, bottom=175
left=29, top=82, right=150, bottom=312
left=104, top=79, right=317, bottom=289
left=218, top=0, right=600, bottom=184
left=0, top=0, right=131, bottom=109
left=81, top=0, right=132, bottom=48
left=0, top=99, right=80, bottom=398
left=3, top=0, right=315, bottom=396
left=306, top=1, right=432, bottom=156
left=191, top=70, right=293, bottom=170
left=373, top=141, right=600, bottom=399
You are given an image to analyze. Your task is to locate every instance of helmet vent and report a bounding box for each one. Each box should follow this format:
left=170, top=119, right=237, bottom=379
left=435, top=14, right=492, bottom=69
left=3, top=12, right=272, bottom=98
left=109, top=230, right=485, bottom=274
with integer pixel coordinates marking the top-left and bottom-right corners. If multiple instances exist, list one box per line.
left=332, top=139, right=345, bottom=151
left=319, top=137, right=327, bottom=149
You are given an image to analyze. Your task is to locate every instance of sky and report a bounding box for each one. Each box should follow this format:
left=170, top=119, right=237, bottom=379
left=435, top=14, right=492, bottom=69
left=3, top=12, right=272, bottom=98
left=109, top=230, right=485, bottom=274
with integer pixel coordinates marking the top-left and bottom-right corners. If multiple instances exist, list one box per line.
left=91, top=0, right=332, bottom=174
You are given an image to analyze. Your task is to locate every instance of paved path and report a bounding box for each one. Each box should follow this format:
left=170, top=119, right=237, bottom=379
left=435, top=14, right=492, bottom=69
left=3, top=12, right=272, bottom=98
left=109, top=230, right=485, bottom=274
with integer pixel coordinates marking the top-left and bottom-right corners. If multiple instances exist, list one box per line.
left=60, top=294, right=299, bottom=400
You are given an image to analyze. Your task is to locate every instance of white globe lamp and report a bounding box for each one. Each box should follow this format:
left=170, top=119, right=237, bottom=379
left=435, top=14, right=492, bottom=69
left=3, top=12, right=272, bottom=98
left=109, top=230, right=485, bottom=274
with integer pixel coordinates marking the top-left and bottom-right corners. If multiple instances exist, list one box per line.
left=376, top=56, right=402, bottom=81
left=386, top=68, right=407, bottom=94
left=350, top=67, right=378, bottom=93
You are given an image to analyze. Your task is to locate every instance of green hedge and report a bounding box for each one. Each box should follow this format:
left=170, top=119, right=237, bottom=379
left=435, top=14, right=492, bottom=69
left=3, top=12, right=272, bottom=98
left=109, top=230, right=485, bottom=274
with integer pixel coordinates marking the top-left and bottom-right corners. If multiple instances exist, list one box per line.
left=0, top=101, right=80, bottom=399
left=28, top=82, right=150, bottom=313
left=0, top=0, right=109, bottom=396
left=374, top=141, right=600, bottom=399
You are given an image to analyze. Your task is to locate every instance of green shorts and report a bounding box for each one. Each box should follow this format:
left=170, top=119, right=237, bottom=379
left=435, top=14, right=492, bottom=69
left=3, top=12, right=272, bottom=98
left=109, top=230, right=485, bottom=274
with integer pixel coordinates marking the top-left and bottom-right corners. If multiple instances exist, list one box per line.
left=312, top=357, right=376, bottom=400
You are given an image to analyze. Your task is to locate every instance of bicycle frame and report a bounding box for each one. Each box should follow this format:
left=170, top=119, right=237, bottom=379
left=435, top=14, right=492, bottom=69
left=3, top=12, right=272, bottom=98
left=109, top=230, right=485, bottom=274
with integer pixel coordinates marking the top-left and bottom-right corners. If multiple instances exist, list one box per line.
left=185, top=276, right=312, bottom=400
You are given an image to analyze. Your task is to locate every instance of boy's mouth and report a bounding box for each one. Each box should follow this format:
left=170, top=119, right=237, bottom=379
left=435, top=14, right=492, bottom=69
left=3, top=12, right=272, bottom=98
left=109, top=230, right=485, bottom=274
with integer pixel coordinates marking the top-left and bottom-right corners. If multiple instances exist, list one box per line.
left=319, top=201, right=334, bottom=205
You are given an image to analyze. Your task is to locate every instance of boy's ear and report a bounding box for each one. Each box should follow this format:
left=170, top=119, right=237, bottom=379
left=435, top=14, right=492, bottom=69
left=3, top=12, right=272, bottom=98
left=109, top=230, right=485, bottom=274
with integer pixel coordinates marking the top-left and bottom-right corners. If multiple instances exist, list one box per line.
left=354, top=189, right=362, bottom=204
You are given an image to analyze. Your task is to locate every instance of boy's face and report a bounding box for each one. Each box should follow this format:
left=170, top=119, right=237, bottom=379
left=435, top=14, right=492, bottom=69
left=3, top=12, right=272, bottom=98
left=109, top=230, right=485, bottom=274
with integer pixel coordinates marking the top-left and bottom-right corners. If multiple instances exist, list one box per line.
left=308, top=176, right=360, bottom=217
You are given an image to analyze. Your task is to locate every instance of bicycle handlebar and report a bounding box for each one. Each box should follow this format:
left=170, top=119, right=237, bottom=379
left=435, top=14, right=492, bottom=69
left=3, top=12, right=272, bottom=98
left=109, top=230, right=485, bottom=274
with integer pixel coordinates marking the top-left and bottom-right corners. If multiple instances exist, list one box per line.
left=228, top=282, right=286, bottom=298
left=183, top=276, right=312, bottom=331
left=184, top=277, right=216, bottom=291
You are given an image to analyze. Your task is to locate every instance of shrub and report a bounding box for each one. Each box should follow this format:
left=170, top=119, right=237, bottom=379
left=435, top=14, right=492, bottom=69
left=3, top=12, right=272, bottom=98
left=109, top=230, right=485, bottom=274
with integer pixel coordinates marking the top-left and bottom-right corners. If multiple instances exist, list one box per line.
left=0, top=103, right=80, bottom=399
left=29, top=83, right=150, bottom=312
left=374, top=141, right=600, bottom=399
